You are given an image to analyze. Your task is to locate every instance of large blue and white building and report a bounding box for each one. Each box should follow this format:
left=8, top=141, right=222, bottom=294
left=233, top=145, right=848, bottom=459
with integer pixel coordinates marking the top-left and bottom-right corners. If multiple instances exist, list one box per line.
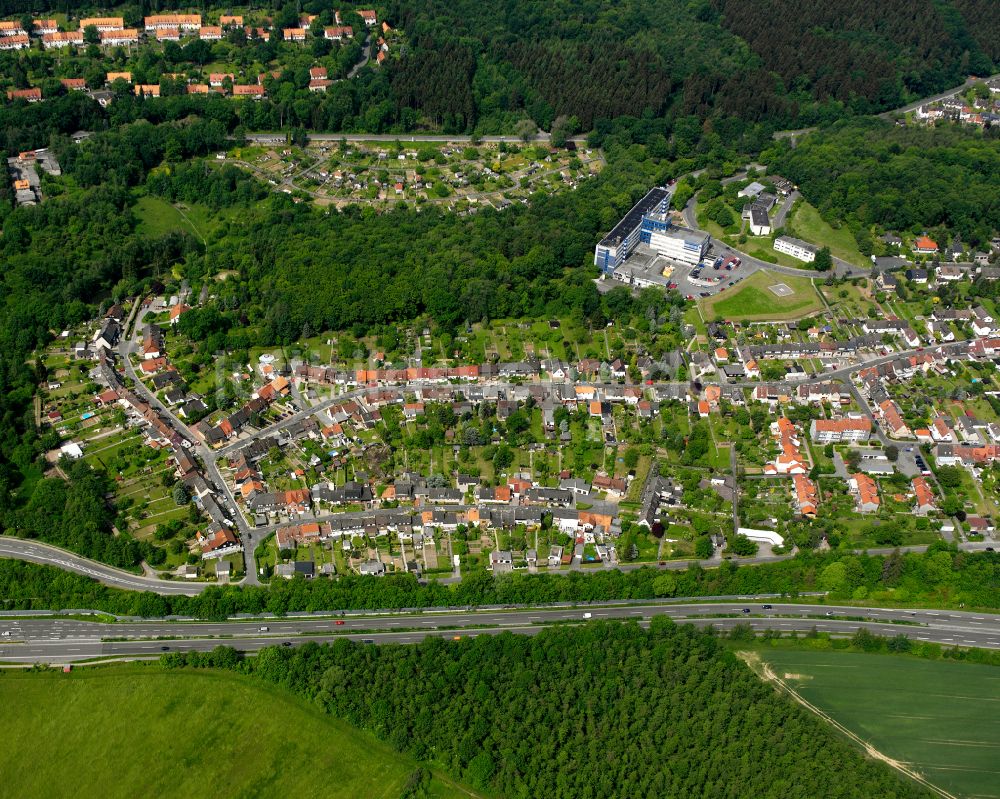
left=594, top=187, right=671, bottom=273
left=594, top=186, right=710, bottom=272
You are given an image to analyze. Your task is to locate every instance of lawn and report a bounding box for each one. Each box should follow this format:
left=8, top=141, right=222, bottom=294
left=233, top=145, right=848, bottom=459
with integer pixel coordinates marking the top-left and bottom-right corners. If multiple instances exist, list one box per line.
left=134, top=195, right=201, bottom=239
left=702, top=269, right=822, bottom=321
left=758, top=648, right=1000, bottom=799
left=787, top=201, right=869, bottom=268
left=133, top=195, right=238, bottom=244
left=0, top=664, right=474, bottom=799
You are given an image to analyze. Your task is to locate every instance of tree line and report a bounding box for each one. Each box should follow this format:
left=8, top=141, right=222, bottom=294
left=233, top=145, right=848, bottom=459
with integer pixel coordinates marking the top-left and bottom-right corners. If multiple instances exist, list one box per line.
left=0, top=544, right=995, bottom=619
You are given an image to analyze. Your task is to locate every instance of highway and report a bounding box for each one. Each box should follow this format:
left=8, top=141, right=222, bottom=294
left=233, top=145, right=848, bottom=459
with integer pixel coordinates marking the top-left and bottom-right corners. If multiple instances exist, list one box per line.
left=2, top=602, right=998, bottom=664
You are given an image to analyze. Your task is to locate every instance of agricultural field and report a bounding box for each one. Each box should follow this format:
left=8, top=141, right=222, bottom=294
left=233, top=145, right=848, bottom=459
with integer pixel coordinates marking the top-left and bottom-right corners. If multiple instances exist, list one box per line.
left=0, top=664, right=474, bottom=799
left=758, top=648, right=1000, bottom=799
left=703, top=270, right=822, bottom=321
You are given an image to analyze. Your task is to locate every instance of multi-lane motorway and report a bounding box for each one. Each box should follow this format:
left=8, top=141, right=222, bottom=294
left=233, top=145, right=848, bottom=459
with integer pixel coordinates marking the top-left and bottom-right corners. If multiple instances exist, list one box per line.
left=2, top=602, right=998, bottom=664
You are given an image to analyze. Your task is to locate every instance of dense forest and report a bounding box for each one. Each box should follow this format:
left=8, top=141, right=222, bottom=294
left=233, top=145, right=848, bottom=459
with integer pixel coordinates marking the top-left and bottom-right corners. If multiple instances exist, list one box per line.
left=2, top=0, right=996, bottom=144
left=164, top=621, right=931, bottom=799
left=1, top=544, right=996, bottom=619
left=767, top=119, right=1000, bottom=249
left=712, top=0, right=992, bottom=112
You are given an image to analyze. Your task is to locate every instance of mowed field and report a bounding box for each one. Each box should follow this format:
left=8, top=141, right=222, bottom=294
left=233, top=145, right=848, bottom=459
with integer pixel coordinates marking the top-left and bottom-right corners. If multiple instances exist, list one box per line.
left=0, top=665, right=474, bottom=799
left=703, top=269, right=822, bottom=321
left=760, top=649, right=1000, bottom=799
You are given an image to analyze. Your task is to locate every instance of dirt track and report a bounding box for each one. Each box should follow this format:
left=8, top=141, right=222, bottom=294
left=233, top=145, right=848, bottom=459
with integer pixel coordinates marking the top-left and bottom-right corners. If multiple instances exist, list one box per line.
left=738, top=651, right=957, bottom=799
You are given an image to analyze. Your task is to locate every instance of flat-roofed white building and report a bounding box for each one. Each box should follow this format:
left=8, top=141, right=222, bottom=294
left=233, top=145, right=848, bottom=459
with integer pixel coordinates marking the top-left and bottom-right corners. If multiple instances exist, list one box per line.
left=774, top=235, right=817, bottom=263
left=648, top=225, right=710, bottom=266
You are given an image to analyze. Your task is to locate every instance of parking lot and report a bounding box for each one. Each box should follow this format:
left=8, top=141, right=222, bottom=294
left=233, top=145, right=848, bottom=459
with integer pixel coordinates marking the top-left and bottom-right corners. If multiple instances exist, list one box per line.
left=599, top=240, right=765, bottom=299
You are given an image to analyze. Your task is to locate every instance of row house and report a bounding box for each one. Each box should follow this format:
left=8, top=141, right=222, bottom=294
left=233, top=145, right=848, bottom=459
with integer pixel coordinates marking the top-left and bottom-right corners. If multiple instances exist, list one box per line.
left=878, top=400, right=911, bottom=438
left=144, top=14, right=202, bottom=31
left=233, top=84, right=266, bottom=99
left=80, top=17, right=124, bottom=31
left=0, top=33, right=29, bottom=49
left=935, top=443, right=1000, bottom=468
left=7, top=86, right=40, bottom=100
left=197, top=523, right=242, bottom=559
left=763, top=417, right=809, bottom=475
left=100, top=29, right=138, bottom=45
left=809, top=416, right=871, bottom=444
left=275, top=521, right=325, bottom=550
left=796, top=382, right=849, bottom=405
left=43, top=31, right=83, bottom=48
left=849, top=472, right=880, bottom=513
left=793, top=474, right=818, bottom=518
left=912, top=477, right=936, bottom=515
left=142, top=323, right=164, bottom=359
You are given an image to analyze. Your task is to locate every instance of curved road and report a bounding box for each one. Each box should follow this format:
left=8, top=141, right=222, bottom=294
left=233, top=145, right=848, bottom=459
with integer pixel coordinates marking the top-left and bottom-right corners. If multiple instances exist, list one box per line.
left=2, top=601, right=998, bottom=663
left=0, top=539, right=207, bottom=596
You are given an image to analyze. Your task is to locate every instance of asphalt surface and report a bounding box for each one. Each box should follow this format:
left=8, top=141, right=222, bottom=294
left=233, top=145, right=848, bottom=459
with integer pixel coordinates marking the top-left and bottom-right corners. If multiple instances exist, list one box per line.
left=2, top=602, right=998, bottom=663
left=879, top=72, right=1000, bottom=118
left=0, top=539, right=206, bottom=596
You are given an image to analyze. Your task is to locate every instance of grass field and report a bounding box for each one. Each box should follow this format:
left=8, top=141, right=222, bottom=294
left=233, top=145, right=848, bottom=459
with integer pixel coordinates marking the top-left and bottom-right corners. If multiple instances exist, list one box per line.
left=0, top=665, right=475, bottom=799
left=787, top=201, right=869, bottom=268
left=758, top=649, right=1000, bottom=799
left=702, top=269, right=822, bottom=321
left=133, top=195, right=238, bottom=244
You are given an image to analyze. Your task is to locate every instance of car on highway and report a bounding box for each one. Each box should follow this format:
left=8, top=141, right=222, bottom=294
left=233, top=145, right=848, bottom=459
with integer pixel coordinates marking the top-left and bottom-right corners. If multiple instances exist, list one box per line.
left=762, top=604, right=773, bottom=610
left=335, top=620, right=345, bottom=625
left=0, top=631, right=10, bottom=637
left=452, top=635, right=462, bottom=640
left=986, top=547, right=995, bottom=552
left=741, top=608, right=751, bottom=614
left=583, top=612, right=593, bottom=619
left=362, top=639, right=375, bottom=644
left=160, top=646, right=170, bottom=651
left=259, top=626, right=269, bottom=632
left=825, top=611, right=834, bottom=616
left=282, top=641, right=292, bottom=647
